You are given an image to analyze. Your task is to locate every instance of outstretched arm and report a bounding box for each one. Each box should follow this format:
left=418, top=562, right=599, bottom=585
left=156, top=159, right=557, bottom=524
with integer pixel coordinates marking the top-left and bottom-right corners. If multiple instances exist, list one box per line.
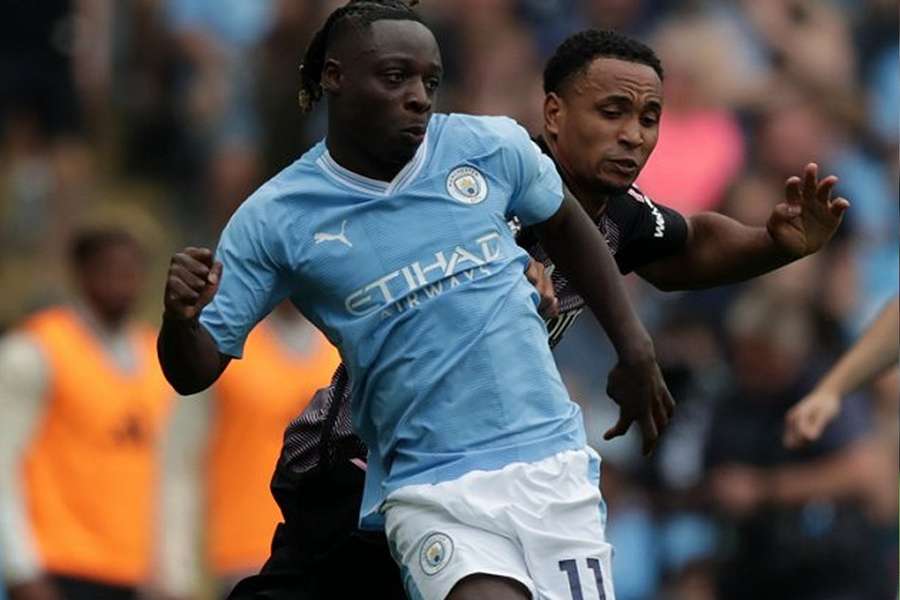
left=784, top=297, right=899, bottom=448
left=535, top=189, right=674, bottom=455
left=157, top=247, right=231, bottom=395
left=638, top=163, right=849, bottom=290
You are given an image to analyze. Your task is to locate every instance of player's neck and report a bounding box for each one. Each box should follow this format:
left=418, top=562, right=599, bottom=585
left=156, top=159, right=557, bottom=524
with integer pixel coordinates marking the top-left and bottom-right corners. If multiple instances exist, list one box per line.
left=325, top=131, right=406, bottom=183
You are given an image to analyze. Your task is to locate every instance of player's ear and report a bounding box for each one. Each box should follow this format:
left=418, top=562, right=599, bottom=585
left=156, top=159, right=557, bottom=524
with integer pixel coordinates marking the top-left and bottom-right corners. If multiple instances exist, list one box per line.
left=544, top=92, right=563, bottom=137
left=321, top=58, right=343, bottom=94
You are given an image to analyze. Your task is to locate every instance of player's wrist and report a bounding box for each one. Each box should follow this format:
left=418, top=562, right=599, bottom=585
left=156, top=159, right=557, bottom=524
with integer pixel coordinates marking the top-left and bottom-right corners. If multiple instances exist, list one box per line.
left=617, top=334, right=656, bottom=367
left=162, top=309, right=201, bottom=327
left=762, top=224, right=803, bottom=262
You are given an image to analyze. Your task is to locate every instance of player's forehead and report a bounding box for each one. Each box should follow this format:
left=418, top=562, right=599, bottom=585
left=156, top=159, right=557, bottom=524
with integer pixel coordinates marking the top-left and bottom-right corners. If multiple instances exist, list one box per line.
left=569, top=57, right=661, bottom=104
left=344, top=19, right=442, bottom=71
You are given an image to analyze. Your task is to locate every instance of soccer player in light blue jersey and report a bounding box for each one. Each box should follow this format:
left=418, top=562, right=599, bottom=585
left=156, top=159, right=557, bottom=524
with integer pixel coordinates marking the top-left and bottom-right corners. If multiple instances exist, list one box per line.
left=157, top=2, right=674, bottom=598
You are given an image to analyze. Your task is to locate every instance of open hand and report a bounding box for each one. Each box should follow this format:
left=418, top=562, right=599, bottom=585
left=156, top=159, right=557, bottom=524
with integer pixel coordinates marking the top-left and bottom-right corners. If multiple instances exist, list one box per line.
left=603, top=355, right=675, bottom=455
left=768, top=163, right=849, bottom=258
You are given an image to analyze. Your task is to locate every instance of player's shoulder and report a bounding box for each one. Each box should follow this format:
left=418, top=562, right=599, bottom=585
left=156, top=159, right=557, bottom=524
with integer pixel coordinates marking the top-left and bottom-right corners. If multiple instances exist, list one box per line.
left=620, top=184, right=658, bottom=208
left=230, top=143, right=328, bottom=224
left=436, top=113, right=532, bottom=151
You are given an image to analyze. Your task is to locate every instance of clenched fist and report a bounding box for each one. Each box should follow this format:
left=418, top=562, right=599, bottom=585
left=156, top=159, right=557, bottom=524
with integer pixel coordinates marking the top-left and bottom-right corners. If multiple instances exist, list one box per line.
left=163, top=247, right=223, bottom=320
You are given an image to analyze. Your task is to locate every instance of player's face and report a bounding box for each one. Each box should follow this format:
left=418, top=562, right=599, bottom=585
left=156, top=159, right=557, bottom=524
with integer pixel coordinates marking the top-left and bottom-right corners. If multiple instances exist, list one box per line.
left=78, top=243, right=144, bottom=327
left=337, top=19, right=442, bottom=167
left=546, top=57, right=662, bottom=193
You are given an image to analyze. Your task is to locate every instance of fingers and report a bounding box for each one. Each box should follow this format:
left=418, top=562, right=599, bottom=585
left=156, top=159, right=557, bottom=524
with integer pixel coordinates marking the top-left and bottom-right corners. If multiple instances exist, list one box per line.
left=209, top=260, right=223, bottom=285
left=802, top=162, right=818, bottom=201
left=540, top=296, right=560, bottom=319
left=773, top=202, right=801, bottom=221
left=526, top=259, right=559, bottom=319
left=638, top=413, right=659, bottom=456
left=661, top=387, right=676, bottom=420
left=784, top=175, right=802, bottom=206
left=815, top=175, right=838, bottom=205
left=524, top=259, right=544, bottom=286
left=784, top=407, right=814, bottom=449
left=830, top=197, right=850, bottom=219
left=166, top=277, right=200, bottom=304
left=164, top=247, right=219, bottom=319
left=169, top=263, right=207, bottom=290
left=603, top=413, right=632, bottom=441
left=197, top=261, right=224, bottom=306
left=175, top=251, right=214, bottom=280
left=183, top=246, right=215, bottom=267
left=783, top=403, right=828, bottom=449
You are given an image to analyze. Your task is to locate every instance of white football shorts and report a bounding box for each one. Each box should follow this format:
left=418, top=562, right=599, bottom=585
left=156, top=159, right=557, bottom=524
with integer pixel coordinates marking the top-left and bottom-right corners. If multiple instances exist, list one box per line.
left=383, top=447, right=614, bottom=600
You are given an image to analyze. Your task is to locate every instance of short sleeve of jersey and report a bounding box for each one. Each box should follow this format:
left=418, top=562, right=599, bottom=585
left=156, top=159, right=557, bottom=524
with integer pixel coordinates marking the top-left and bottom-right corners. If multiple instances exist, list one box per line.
left=610, top=187, right=689, bottom=274
left=492, top=118, right=564, bottom=226
left=199, top=198, right=293, bottom=358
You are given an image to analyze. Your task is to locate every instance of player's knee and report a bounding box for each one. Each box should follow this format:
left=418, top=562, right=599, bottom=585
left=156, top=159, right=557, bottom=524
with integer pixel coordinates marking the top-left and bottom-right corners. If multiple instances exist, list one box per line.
left=446, top=573, right=532, bottom=600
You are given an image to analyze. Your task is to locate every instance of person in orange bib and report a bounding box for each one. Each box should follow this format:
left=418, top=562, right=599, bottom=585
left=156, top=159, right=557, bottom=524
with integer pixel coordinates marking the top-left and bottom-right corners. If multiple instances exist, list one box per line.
left=205, top=301, right=339, bottom=596
left=0, top=228, right=183, bottom=600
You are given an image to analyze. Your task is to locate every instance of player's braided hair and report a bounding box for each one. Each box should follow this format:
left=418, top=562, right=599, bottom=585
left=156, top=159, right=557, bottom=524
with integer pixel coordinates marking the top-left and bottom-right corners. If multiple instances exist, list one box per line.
left=543, top=29, right=664, bottom=95
left=298, top=0, right=423, bottom=113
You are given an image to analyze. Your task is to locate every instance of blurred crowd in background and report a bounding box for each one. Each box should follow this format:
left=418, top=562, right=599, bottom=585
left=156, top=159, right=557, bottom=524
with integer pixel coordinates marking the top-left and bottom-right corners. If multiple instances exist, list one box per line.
left=0, top=0, right=897, bottom=599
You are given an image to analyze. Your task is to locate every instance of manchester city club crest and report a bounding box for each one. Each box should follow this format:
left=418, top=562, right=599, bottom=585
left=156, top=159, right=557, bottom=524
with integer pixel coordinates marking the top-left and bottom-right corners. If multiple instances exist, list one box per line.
left=446, top=166, right=488, bottom=205
left=419, top=532, right=454, bottom=575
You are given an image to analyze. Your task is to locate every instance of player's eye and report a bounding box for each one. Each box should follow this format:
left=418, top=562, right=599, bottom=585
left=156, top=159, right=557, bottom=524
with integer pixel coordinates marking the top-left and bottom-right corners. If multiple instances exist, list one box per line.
left=641, top=114, right=659, bottom=127
left=424, top=77, right=441, bottom=92
left=600, top=109, right=622, bottom=119
left=383, top=71, right=405, bottom=84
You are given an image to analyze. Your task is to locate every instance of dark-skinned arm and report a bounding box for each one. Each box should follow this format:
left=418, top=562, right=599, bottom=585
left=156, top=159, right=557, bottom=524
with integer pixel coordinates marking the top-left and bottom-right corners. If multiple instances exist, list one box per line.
left=638, top=163, right=849, bottom=291
left=535, top=189, right=675, bottom=454
left=157, top=247, right=231, bottom=395
left=637, top=212, right=792, bottom=290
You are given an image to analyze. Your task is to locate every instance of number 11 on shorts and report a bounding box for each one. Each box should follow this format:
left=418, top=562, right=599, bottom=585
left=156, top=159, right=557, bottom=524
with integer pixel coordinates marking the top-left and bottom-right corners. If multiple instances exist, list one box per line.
left=559, top=558, right=606, bottom=600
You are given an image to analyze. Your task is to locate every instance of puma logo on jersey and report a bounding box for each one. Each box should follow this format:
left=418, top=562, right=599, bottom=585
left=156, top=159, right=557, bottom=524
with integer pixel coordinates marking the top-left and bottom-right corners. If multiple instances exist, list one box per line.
left=314, top=220, right=352, bottom=247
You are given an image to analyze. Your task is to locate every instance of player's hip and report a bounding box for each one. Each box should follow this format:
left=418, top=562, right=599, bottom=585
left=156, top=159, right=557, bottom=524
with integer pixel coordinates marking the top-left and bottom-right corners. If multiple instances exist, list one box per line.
left=383, top=446, right=613, bottom=600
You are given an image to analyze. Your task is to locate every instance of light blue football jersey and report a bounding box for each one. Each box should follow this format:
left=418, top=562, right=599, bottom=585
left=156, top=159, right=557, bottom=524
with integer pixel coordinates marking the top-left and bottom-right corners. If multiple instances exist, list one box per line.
left=200, top=113, right=587, bottom=527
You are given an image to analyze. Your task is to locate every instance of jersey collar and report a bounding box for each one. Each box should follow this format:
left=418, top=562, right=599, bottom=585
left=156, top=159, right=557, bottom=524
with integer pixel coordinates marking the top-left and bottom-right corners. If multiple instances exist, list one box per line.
left=317, top=132, right=429, bottom=196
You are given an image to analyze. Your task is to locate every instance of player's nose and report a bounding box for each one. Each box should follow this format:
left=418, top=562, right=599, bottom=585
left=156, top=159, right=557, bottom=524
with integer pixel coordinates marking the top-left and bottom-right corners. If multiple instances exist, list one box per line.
left=618, top=117, right=643, bottom=149
left=405, top=79, right=432, bottom=114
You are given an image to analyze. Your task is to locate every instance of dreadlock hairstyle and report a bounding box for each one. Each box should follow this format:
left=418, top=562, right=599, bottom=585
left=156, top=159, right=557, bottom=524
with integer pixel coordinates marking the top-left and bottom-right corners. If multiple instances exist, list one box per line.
left=543, top=29, right=664, bottom=95
left=298, top=0, right=423, bottom=113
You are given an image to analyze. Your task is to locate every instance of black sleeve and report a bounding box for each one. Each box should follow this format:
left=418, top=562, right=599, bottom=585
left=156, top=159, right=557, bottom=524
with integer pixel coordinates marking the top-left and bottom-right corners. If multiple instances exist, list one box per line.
left=607, top=187, right=688, bottom=275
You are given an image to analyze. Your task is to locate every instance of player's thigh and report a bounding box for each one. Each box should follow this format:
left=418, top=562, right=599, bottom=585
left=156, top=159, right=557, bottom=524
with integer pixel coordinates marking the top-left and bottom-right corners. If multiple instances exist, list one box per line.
left=447, top=573, right=532, bottom=600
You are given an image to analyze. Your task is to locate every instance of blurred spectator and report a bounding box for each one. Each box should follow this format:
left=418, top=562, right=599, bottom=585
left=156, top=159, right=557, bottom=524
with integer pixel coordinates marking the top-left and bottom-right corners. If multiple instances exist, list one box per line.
left=165, top=0, right=276, bottom=233
left=255, top=1, right=330, bottom=175
left=0, top=1, right=91, bottom=317
left=205, top=303, right=339, bottom=597
left=436, top=0, right=546, bottom=131
left=0, top=1, right=896, bottom=598
left=785, top=296, right=899, bottom=449
left=635, top=17, right=746, bottom=214
left=705, top=288, right=894, bottom=600
left=0, top=227, right=187, bottom=600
